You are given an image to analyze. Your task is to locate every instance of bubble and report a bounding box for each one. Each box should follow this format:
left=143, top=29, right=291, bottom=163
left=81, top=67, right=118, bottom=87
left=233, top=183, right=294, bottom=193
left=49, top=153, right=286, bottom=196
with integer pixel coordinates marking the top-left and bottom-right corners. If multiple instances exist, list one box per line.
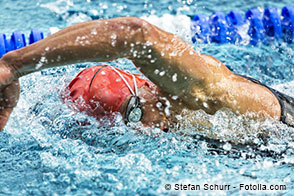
left=223, top=143, right=232, bottom=151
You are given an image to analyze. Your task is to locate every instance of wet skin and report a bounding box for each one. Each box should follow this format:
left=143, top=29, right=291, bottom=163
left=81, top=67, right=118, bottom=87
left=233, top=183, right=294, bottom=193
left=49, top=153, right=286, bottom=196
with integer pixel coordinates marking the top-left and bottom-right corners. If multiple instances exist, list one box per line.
left=119, top=83, right=174, bottom=131
left=0, top=17, right=282, bottom=130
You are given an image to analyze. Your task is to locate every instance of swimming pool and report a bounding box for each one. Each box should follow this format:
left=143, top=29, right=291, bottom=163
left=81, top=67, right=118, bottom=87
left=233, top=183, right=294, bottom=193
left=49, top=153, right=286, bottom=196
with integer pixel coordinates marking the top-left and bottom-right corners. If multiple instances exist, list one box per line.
left=1, top=0, right=294, bottom=195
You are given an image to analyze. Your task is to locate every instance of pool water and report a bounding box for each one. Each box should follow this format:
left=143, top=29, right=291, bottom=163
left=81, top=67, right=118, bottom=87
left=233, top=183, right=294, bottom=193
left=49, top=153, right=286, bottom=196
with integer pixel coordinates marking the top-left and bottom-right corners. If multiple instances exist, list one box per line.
left=1, top=0, right=294, bottom=195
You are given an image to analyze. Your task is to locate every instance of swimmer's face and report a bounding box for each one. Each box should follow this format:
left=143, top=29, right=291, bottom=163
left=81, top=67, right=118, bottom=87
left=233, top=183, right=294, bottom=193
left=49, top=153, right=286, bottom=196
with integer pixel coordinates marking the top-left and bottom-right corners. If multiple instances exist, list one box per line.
left=120, top=84, right=170, bottom=131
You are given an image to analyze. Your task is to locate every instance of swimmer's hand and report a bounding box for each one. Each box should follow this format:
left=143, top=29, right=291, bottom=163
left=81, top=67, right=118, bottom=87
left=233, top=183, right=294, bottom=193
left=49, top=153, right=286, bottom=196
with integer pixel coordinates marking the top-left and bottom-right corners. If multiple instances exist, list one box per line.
left=0, top=60, right=19, bottom=130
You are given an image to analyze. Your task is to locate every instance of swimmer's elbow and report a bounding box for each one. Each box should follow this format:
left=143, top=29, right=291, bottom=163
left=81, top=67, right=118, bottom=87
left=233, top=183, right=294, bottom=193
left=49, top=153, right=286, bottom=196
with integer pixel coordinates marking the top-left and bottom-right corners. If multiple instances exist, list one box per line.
left=122, top=17, right=156, bottom=42
left=124, top=17, right=153, bottom=30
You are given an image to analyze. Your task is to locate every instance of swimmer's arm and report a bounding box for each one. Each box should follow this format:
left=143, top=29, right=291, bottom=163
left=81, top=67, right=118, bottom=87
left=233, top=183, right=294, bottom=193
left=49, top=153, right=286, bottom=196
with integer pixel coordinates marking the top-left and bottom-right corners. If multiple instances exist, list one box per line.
left=0, top=17, right=150, bottom=77
left=0, top=17, right=221, bottom=106
left=0, top=17, right=281, bottom=123
left=131, top=23, right=281, bottom=119
left=1, top=17, right=227, bottom=89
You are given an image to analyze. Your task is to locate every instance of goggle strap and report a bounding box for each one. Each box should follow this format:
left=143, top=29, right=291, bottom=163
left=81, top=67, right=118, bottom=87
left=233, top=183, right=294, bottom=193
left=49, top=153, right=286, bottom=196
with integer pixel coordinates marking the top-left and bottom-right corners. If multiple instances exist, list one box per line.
left=109, top=66, right=137, bottom=96
left=132, top=74, right=138, bottom=96
left=88, top=65, right=108, bottom=92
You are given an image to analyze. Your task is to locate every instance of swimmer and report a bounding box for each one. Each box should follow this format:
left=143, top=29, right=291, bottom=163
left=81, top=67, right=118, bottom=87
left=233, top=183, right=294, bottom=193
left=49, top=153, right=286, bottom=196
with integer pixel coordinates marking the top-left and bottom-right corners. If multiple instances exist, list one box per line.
left=0, top=17, right=293, bottom=131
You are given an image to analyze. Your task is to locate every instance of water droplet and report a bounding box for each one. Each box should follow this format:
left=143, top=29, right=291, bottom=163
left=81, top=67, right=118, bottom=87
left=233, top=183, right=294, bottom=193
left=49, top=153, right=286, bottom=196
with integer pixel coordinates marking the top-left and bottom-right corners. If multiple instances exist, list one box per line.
left=159, top=71, right=165, bottom=76
left=223, top=143, right=232, bottom=151
left=172, top=73, right=177, bottom=82
left=91, top=29, right=97, bottom=35
left=171, top=96, right=178, bottom=100
left=203, top=102, right=209, bottom=108
left=111, top=33, right=117, bottom=39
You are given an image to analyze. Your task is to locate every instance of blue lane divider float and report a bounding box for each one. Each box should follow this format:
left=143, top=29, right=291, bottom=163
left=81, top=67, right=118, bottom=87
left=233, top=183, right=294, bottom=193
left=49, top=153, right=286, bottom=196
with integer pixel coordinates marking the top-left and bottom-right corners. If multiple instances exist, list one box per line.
left=0, top=33, right=6, bottom=58
left=263, top=8, right=282, bottom=40
left=11, top=31, right=27, bottom=50
left=282, top=6, right=294, bottom=43
left=245, top=8, right=265, bottom=45
left=191, top=14, right=211, bottom=43
left=29, top=29, right=44, bottom=44
left=225, top=10, right=244, bottom=43
left=0, top=29, right=45, bottom=58
left=210, top=12, right=229, bottom=43
left=191, top=5, right=294, bottom=45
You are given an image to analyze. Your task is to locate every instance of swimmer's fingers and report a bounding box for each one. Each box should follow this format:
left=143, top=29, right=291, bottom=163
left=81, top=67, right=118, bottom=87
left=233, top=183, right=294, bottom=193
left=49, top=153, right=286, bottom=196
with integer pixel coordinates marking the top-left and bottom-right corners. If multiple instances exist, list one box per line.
left=0, top=80, right=20, bottom=130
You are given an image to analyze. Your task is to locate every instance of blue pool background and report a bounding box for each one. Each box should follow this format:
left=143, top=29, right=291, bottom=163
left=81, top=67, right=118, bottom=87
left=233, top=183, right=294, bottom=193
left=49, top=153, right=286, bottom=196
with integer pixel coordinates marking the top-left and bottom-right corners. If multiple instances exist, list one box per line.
left=1, top=0, right=294, bottom=195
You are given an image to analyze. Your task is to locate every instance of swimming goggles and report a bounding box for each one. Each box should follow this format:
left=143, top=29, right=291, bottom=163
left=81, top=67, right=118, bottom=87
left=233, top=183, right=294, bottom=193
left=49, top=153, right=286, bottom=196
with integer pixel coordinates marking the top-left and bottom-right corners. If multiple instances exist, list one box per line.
left=109, top=66, right=143, bottom=123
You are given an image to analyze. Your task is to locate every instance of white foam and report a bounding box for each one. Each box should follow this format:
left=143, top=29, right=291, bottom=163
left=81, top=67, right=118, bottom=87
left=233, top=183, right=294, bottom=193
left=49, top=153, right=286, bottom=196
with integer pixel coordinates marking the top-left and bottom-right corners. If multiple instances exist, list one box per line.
left=40, top=0, right=73, bottom=15
left=66, top=13, right=92, bottom=26
left=272, top=81, right=294, bottom=97
left=141, top=14, right=192, bottom=43
left=48, top=27, right=60, bottom=36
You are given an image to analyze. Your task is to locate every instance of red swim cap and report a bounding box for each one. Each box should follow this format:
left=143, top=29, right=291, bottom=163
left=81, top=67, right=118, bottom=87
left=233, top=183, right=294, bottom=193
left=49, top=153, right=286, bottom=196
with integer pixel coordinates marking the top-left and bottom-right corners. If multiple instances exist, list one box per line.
left=63, top=65, right=150, bottom=118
